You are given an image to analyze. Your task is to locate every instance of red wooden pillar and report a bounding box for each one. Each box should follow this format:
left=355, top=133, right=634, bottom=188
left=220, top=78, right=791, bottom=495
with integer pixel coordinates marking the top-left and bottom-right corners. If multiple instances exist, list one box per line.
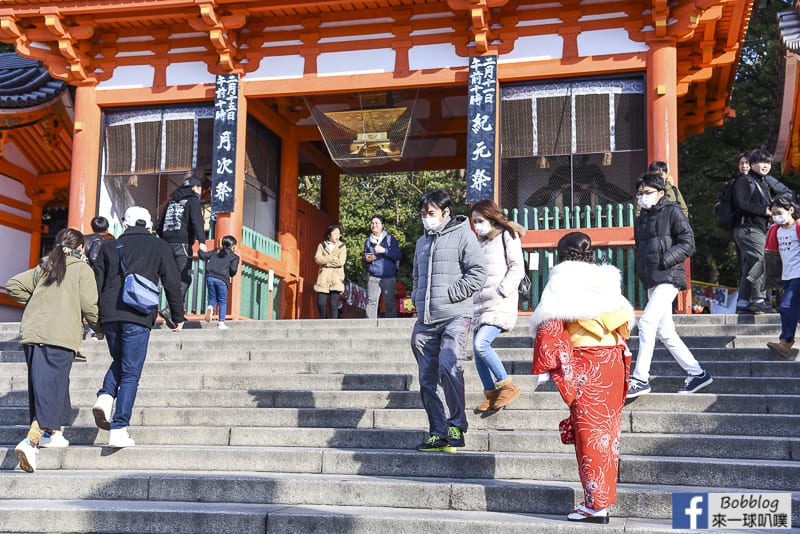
left=647, top=37, right=691, bottom=313
left=67, top=86, right=101, bottom=233
left=278, top=129, right=300, bottom=319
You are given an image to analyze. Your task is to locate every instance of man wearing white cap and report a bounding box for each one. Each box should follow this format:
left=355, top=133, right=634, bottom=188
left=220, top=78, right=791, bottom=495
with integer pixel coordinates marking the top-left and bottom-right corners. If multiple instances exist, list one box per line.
left=91, top=206, right=184, bottom=448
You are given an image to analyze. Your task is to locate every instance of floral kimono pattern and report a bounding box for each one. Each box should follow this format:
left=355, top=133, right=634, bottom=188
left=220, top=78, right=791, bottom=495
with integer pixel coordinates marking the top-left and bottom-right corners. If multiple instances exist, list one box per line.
left=533, top=319, right=631, bottom=509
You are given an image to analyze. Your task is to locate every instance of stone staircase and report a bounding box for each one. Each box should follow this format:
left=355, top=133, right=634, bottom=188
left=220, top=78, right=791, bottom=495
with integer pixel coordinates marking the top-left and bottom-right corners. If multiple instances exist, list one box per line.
left=0, top=314, right=798, bottom=533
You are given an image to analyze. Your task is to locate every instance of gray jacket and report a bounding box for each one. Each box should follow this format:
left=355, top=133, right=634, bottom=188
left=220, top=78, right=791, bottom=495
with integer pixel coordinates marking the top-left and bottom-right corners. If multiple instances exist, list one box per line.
left=412, top=215, right=487, bottom=325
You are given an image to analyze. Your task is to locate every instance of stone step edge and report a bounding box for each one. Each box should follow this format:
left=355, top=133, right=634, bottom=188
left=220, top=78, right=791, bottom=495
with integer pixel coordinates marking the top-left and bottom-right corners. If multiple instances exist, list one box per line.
left=1, top=472, right=797, bottom=520
left=3, top=426, right=798, bottom=449
left=0, top=499, right=797, bottom=532
left=1, top=444, right=798, bottom=468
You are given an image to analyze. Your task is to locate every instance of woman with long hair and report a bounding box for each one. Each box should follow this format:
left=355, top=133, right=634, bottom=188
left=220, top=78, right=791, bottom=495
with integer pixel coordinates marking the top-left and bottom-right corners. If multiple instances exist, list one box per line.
left=470, top=199, right=526, bottom=411
left=529, top=232, right=634, bottom=523
left=6, top=228, right=101, bottom=472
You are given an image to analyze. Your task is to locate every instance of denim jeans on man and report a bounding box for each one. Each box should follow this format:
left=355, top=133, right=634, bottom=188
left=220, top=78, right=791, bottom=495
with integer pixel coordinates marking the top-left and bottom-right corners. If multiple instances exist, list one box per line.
left=473, top=324, right=508, bottom=391
left=206, top=277, right=229, bottom=322
left=98, top=321, right=151, bottom=429
left=410, top=316, right=471, bottom=438
left=779, top=278, right=800, bottom=342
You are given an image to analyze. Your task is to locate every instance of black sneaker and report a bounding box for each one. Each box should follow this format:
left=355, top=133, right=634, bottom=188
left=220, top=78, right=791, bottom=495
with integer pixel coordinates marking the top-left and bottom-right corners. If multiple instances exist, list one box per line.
left=73, top=352, right=87, bottom=363
left=749, top=301, right=776, bottom=314
left=416, top=434, right=455, bottom=453
left=678, top=371, right=713, bottom=394
left=159, top=308, right=177, bottom=329
left=447, top=426, right=465, bottom=447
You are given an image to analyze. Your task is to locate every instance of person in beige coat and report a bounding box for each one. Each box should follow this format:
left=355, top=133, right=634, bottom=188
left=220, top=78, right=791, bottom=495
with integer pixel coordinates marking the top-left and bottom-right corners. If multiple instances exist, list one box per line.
left=6, top=228, right=102, bottom=472
left=470, top=200, right=526, bottom=412
left=313, top=224, right=346, bottom=318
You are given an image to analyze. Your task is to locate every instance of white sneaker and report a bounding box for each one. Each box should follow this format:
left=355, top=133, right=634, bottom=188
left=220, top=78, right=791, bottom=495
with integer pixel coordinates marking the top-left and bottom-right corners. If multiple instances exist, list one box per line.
left=204, top=305, right=213, bottom=322
left=217, top=322, right=228, bottom=330
left=14, top=439, right=38, bottom=473
left=93, top=394, right=114, bottom=430
left=108, top=428, right=135, bottom=448
left=40, top=430, right=69, bottom=448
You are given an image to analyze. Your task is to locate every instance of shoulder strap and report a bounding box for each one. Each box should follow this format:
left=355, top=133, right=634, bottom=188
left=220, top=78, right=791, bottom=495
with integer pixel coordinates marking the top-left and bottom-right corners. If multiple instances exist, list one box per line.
left=749, top=176, right=771, bottom=203
left=115, top=241, right=130, bottom=276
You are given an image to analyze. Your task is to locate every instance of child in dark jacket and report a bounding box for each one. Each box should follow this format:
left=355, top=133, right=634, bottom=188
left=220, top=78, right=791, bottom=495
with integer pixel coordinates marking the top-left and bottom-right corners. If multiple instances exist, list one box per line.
left=198, top=235, right=240, bottom=329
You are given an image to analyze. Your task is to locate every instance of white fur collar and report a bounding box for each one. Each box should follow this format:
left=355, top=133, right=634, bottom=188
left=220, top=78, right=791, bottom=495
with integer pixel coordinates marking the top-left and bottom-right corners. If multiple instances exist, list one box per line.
left=529, top=261, right=634, bottom=335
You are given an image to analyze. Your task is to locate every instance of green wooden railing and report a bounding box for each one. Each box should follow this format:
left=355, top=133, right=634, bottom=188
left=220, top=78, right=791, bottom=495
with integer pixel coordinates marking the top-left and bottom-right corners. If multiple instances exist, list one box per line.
left=508, top=203, right=647, bottom=310
left=240, top=263, right=281, bottom=320
left=242, top=226, right=281, bottom=260
left=162, top=226, right=283, bottom=319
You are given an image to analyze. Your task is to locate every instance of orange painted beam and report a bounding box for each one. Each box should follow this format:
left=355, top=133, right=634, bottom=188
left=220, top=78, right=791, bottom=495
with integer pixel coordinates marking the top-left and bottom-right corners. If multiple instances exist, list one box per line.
left=520, top=227, right=634, bottom=249
left=0, top=209, right=38, bottom=233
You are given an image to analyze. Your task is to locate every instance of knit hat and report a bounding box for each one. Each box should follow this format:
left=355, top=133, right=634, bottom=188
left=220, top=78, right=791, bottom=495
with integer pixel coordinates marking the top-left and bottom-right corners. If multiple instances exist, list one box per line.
left=182, top=177, right=202, bottom=188
left=123, top=206, right=153, bottom=229
left=638, top=173, right=666, bottom=191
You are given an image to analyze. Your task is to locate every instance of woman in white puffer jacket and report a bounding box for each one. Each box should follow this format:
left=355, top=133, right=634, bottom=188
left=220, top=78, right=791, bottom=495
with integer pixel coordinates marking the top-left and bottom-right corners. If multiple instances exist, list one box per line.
left=470, top=199, right=526, bottom=412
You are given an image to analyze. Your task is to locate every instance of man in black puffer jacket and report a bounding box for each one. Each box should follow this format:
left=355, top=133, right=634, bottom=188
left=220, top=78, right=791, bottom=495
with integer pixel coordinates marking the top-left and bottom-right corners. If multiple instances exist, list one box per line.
left=627, top=172, right=712, bottom=398
left=92, top=206, right=184, bottom=448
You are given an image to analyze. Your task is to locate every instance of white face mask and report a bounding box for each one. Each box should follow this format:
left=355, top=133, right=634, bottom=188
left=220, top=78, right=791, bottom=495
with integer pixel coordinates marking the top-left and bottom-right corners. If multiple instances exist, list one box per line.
left=473, top=222, right=492, bottom=236
left=637, top=192, right=659, bottom=210
left=773, top=213, right=789, bottom=225
left=422, top=217, right=443, bottom=232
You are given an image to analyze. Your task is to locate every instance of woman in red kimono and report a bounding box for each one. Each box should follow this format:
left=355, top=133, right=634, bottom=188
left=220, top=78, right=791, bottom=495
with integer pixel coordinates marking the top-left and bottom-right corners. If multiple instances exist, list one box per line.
left=529, top=232, right=634, bottom=523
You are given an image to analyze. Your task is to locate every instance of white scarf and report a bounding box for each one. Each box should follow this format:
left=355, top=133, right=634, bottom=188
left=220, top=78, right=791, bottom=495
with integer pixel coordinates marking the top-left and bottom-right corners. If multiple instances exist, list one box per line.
left=369, top=231, right=387, bottom=246
left=529, top=260, right=635, bottom=337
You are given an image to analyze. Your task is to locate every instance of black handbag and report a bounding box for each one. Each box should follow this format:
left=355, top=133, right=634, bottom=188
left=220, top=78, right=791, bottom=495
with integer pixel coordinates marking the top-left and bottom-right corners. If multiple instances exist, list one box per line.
left=500, top=231, right=532, bottom=298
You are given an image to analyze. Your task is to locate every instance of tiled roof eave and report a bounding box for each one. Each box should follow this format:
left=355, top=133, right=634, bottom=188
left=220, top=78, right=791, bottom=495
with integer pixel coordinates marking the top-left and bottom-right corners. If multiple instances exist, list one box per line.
left=0, top=53, right=67, bottom=110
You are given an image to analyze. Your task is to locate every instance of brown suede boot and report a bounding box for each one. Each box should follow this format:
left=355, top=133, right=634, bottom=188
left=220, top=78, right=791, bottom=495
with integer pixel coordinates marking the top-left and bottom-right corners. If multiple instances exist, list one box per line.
left=475, top=390, right=500, bottom=412
left=767, top=339, right=794, bottom=358
left=493, top=378, right=521, bottom=409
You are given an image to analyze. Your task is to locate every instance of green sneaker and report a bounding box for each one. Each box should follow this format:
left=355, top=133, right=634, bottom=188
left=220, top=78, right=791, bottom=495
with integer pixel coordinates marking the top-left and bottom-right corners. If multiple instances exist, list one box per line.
left=416, top=434, right=456, bottom=453
left=448, top=425, right=465, bottom=447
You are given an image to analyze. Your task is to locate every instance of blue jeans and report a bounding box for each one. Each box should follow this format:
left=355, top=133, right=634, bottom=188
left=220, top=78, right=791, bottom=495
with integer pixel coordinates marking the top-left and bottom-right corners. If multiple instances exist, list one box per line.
left=779, top=278, right=800, bottom=342
left=99, top=321, right=151, bottom=429
left=473, top=324, right=508, bottom=391
left=410, top=316, right=471, bottom=437
left=206, top=277, right=229, bottom=322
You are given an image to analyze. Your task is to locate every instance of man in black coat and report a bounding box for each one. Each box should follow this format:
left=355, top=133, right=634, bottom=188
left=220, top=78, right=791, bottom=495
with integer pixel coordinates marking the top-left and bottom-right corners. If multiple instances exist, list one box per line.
left=92, top=206, right=184, bottom=448
left=732, top=149, right=793, bottom=314
left=156, top=176, right=208, bottom=323
left=627, top=173, right=712, bottom=398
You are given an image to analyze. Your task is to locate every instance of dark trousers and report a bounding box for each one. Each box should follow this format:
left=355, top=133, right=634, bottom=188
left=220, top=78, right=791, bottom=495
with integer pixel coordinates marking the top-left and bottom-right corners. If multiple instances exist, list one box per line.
left=169, top=243, right=192, bottom=310
left=410, top=316, right=471, bottom=437
left=317, top=291, right=340, bottom=319
left=24, top=344, right=74, bottom=430
left=99, top=321, right=151, bottom=429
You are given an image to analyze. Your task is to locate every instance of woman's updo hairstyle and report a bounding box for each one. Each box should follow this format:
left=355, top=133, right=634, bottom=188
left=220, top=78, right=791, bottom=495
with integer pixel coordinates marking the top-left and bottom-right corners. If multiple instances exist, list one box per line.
left=556, top=231, right=594, bottom=264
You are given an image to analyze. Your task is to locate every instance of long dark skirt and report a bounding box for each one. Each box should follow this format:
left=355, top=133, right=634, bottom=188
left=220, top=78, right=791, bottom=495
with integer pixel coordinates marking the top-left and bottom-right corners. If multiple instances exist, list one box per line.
left=24, top=344, right=74, bottom=430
